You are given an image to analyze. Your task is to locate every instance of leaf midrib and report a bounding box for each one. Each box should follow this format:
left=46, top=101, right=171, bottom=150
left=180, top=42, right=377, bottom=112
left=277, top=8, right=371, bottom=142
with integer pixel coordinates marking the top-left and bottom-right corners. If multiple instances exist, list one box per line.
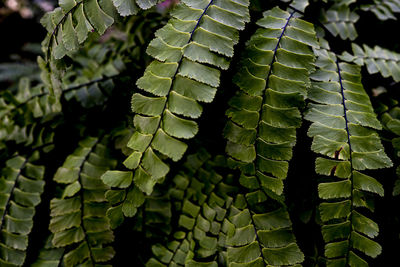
left=137, top=0, right=216, bottom=168
left=336, top=58, right=355, bottom=265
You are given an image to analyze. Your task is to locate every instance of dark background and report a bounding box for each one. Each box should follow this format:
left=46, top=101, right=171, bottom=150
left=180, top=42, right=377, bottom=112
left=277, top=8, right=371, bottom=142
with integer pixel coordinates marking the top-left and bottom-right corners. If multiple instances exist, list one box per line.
left=1, top=0, right=400, bottom=266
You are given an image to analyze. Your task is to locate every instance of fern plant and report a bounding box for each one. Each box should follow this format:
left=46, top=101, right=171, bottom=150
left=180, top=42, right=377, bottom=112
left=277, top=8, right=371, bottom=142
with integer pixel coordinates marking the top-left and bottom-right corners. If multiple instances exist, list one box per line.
left=1, top=0, right=400, bottom=266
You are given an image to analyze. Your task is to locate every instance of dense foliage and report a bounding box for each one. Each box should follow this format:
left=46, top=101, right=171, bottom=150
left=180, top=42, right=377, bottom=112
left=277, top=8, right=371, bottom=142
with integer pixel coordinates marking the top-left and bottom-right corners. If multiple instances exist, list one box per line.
left=1, top=0, right=400, bottom=266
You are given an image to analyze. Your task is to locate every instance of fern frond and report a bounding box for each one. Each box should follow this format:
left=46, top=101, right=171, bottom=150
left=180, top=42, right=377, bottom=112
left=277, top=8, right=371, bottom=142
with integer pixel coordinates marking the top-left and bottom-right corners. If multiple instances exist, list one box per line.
left=40, top=0, right=116, bottom=60
left=102, top=0, right=250, bottom=225
left=361, top=0, right=400, bottom=21
left=63, top=77, right=117, bottom=108
left=0, top=153, right=45, bottom=266
left=61, top=43, right=125, bottom=108
left=0, top=42, right=125, bottom=145
left=341, top=43, right=400, bottom=82
left=38, top=0, right=165, bottom=98
left=305, top=48, right=392, bottom=265
left=5, top=78, right=61, bottom=119
left=224, top=6, right=318, bottom=196
left=146, top=152, right=238, bottom=266
left=146, top=150, right=304, bottom=266
left=225, top=196, right=304, bottom=266
left=221, top=9, right=319, bottom=264
left=0, top=78, right=60, bottom=148
left=321, top=5, right=359, bottom=40
left=49, top=137, right=117, bottom=266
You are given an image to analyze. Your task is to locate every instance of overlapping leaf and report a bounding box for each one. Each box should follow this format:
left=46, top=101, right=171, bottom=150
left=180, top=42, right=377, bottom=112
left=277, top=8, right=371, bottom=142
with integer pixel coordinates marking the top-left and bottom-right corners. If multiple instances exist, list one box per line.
left=0, top=154, right=45, bottom=266
left=225, top=196, right=304, bottom=266
left=48, top=137, right=117, bottom=266
left=102, top=0, right=250, bottom=225
left=131, top=191, right=172, bottom=240
left=341, top=44, right=400, bottom=82
left=147, top=152, right=238, bottom=266
left=305, top=48, right=392, bottom=266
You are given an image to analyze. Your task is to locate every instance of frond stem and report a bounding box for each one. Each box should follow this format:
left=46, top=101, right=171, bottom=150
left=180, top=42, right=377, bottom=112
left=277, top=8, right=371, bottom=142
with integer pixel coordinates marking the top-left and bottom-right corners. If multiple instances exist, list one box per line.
left=336, top=58, right=354, bottom=265
left=77, top=138, right=101, bottom=265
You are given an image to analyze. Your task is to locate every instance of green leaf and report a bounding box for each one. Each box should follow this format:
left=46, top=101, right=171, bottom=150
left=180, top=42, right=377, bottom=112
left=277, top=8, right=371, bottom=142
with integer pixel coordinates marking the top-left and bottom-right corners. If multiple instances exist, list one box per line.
left=146, top=152, right=242, bottom=266
left=152, top=129, right=188, bottom=161
left=49, top=137, right=116, bottom=266
left=101, top=171, right=133, bottom=189
left=62, top=13, right=79, bottom=51
left=84, top=0, right=114, bottom=35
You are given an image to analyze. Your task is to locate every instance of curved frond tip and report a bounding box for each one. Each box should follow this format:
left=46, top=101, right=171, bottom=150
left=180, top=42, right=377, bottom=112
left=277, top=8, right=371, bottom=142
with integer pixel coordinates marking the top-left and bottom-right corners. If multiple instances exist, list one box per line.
left=102, top=0, right=250, bottom=225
